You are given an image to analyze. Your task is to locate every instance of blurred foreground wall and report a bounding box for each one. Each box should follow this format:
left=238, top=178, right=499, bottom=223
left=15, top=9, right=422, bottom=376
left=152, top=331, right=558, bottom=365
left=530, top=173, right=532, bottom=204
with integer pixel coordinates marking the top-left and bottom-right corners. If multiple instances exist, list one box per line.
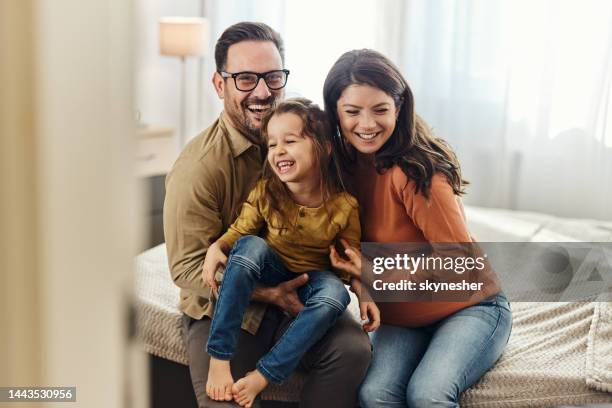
left=0, top=1, right=146, bottom=407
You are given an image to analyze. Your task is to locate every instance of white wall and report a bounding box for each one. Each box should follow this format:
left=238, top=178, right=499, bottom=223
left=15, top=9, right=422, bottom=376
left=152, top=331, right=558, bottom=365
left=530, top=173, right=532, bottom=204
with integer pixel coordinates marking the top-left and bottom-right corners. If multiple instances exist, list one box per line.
left=135, top=0, right=219, bottom=141
left=36, top=0, right=144, bottom=403
left=1, top=1, right=146, bottom=407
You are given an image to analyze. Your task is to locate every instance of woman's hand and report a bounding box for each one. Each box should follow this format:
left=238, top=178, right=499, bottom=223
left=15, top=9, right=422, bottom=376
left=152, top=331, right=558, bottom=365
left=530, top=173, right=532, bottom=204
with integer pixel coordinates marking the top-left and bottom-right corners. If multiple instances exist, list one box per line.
left=330, top=239, right=362, bottom=279
left=350, top=278, right=380, bottom=332
left=360, top=301, right=381, bottom=332
left=202, top=241, right=228, bottom=293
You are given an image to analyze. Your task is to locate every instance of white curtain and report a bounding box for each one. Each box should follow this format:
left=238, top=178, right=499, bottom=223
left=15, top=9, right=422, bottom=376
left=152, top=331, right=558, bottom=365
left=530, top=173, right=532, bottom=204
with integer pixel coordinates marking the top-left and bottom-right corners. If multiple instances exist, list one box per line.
left=399, top=0, right=612, bottom=220
left=207, top=0, right=612, bottom=220
left=208, top=0, right=406, bottom=108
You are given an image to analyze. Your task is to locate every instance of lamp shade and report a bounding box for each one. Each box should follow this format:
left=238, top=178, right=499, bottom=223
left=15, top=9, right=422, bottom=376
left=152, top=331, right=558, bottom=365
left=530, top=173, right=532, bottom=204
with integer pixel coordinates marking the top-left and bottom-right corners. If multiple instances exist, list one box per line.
left=159, top=17, right=208, bottom=57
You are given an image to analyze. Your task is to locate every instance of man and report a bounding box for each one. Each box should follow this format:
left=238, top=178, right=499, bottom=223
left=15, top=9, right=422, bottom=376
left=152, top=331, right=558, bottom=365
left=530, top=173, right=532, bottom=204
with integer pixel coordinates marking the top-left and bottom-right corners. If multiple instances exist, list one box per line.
left=163, top=22, right=371, bottom=408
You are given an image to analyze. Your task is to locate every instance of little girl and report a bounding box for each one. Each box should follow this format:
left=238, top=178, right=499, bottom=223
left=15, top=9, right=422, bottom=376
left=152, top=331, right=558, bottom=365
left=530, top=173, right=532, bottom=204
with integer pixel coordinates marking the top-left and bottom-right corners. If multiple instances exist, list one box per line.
left=201, top=98, right=379, bottom=408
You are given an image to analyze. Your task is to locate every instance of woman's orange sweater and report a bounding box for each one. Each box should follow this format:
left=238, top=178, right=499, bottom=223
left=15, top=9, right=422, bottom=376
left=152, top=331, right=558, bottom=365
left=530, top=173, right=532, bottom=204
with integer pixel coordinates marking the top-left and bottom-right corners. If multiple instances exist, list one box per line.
left=351, top=163, right=501, bottom=327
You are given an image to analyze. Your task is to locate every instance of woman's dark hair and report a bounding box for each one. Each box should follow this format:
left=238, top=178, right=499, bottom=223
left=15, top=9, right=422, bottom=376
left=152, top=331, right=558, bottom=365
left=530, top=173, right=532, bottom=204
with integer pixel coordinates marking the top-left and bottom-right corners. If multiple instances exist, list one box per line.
left=323, top=49, right=468, bottom=198
left=214, top=22, right=284, bottom=72
left=260, top=98, right=345, bottom=229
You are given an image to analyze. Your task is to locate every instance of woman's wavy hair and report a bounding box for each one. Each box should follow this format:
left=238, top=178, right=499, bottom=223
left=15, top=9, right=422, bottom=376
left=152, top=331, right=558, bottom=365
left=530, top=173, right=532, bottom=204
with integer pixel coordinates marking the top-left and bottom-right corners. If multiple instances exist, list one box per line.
left=260, top=98, right=345, bottom=229
left=323, top=49, right=468, bottom=198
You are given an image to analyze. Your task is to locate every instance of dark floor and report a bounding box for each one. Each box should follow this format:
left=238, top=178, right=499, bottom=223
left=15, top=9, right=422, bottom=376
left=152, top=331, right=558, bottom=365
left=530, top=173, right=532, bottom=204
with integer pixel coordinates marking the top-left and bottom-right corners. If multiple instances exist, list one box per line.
left=150, top=354, right=197, bottom=408
left=150, top=354, right=299, bottom=408
left=261, top=402, right=298, bottom=408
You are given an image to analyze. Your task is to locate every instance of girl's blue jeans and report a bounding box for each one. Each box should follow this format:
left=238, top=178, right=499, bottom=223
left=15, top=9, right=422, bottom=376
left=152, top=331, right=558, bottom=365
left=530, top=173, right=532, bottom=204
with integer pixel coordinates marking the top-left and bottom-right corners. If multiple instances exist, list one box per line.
left=206, top=235, right=350, bottom=384
left=359, top=292, right=512, bottom=408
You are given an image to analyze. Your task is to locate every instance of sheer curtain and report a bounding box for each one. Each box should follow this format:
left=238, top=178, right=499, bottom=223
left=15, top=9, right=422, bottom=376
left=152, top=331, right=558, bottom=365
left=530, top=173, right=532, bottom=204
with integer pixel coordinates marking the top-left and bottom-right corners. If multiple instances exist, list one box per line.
left=208, top=0, right=612, bottom=220
left=399, top=0, right=612, bottom=220
left=205, top=0, right=406, bottom=116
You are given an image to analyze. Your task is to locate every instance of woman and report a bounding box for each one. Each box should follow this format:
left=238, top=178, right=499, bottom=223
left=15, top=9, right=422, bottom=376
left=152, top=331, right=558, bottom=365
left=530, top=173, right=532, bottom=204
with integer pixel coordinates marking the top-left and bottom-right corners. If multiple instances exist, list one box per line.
left=323, top=49, right=512, bottom=407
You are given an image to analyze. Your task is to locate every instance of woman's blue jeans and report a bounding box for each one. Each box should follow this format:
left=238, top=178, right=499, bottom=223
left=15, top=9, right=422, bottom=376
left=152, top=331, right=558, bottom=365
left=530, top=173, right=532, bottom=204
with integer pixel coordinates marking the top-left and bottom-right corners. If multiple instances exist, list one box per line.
left=206, top=235, right=350, bottom=384
left=359, top=293, right=512, bottom=408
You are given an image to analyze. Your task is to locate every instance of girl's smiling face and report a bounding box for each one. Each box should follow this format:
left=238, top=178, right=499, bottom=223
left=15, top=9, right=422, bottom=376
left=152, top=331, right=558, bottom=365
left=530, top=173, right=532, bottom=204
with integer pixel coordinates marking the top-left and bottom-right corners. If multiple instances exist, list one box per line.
left=336, top=84, right=399, bottom=155
left=266, top=112, right=318, bottom=185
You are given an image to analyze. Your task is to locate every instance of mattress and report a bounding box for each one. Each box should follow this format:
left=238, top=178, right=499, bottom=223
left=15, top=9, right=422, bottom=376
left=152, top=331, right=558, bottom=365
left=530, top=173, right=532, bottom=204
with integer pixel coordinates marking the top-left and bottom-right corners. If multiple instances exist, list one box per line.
left=135, top=206, right=612, bottom=406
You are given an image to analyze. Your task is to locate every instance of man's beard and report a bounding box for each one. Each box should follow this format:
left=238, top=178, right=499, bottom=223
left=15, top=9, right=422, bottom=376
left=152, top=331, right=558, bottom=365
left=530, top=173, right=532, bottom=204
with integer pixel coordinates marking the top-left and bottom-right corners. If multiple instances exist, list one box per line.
left=226, top=95, right=279, bottom=144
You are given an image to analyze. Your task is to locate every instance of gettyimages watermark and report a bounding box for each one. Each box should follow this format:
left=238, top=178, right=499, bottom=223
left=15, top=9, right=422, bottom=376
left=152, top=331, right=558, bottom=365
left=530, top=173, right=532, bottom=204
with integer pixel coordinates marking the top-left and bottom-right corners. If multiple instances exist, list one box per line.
left=359, top=242, right=612, bottom=302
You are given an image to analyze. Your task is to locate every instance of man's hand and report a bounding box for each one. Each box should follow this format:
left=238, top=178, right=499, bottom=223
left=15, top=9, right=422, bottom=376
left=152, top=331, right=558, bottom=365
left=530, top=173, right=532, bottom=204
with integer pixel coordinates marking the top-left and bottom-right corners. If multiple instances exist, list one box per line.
left=252, top=274, right=308, bottom=317
left=202, top=241, right=228, bottom=293
left=330, top=239, right=362, bottom=278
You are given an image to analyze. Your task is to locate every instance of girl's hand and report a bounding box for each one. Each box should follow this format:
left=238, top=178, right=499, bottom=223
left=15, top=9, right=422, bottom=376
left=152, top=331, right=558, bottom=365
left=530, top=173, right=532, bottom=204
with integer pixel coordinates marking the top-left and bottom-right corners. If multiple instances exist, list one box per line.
left=330, top=239, right=362, bottom=278
left=202, top=242, right=228, bottom=293
left=350, top=278, right=380, bottom=332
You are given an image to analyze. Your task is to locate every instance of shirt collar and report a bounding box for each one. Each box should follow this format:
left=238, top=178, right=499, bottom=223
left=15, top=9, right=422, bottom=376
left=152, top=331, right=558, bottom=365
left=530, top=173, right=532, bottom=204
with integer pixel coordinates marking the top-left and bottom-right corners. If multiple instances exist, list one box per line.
left=219, top=112, right=260, bottom=158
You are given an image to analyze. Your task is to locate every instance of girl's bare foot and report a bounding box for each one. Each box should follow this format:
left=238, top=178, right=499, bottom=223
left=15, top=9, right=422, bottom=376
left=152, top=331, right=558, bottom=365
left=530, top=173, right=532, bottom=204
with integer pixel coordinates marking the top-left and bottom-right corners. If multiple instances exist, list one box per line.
left=231, top=370, right=269, bottom=408
left=206, top=357, right=234, bottom=401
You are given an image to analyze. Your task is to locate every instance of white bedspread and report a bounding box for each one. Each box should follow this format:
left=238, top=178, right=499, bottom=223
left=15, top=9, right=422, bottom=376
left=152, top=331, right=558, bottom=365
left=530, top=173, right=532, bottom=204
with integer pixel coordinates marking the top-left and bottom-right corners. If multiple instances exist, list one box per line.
left=461, top=302, right=610, bottom=407
left=135, top=206, right=612, bottom=406
left=587, top=301, right=612, bottom=393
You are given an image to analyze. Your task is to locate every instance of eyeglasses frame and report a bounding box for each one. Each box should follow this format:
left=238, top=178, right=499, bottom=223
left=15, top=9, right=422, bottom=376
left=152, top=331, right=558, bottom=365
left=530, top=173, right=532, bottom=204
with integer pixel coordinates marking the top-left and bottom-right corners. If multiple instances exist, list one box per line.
left=218, top=69, right=290, bottom=92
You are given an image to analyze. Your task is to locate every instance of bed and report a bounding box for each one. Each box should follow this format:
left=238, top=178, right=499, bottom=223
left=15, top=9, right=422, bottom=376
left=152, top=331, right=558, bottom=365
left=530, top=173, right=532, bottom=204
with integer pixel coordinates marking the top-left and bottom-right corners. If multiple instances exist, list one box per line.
left=135, top=206, right=612, bottom=407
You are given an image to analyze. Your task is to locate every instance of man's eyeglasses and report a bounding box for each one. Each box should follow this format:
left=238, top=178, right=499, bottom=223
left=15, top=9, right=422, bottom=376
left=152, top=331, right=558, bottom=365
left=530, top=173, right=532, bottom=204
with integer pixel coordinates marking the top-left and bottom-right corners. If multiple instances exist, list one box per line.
left=219, top=69, right=290, bottom=92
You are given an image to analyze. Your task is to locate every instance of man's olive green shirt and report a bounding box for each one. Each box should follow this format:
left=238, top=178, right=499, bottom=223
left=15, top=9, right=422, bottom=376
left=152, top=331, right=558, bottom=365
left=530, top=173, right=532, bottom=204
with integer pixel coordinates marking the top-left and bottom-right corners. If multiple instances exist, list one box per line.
left=164, top=112, right=267, bottom=334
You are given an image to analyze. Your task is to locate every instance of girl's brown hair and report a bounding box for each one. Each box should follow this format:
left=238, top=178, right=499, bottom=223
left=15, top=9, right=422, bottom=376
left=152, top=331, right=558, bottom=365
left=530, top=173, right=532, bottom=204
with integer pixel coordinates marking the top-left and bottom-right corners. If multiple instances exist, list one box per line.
left=323, top=49, right=468, bottom=198
left=260, top=97, right=344, bottom=229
